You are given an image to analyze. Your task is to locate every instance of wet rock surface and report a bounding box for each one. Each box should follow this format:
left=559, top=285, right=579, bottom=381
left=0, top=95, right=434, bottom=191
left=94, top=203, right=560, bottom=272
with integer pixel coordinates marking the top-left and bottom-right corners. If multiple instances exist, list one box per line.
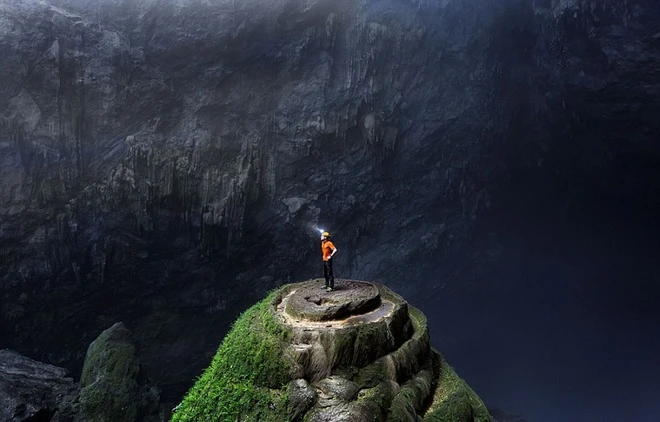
left=278, top=280, right=413, bottom=378
left=272, top=280, right=491, bottom=421
left=284, top=280, right=381, bottom=321
left=288, top=379, right=317, bottom=421
left=0, top=350, right=76, bottom=422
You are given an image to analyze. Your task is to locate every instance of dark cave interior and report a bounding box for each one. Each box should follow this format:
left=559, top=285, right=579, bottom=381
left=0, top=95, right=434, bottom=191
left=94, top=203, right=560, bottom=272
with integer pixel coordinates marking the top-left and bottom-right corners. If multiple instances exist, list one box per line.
left=1, top=1, right=659, bottom=421
left=421, top=130, right=660, bottom=422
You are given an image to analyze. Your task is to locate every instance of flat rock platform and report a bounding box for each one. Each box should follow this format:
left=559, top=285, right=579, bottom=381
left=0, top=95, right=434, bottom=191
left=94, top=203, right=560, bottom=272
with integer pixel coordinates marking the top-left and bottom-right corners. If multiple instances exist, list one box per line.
left=281, top=279, right=381, bottom=322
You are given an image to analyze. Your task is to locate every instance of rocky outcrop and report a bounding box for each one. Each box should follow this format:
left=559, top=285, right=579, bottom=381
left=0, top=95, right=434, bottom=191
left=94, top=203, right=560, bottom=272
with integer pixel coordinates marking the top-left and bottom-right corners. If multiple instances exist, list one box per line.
left=0, top=322, right=161, bottom=422
left=1, top=0, right=658, bottom=404
left=52, top=322, right=163, bottom=422
left=172, top=280, right=490, bottom=421
left=0, top=350, right=76, bottom=422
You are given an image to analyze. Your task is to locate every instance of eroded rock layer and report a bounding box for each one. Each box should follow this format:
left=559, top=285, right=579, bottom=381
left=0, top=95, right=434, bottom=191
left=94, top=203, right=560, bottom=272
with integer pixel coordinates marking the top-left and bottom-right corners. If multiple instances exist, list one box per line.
left=172, top=280, right=490, bottom=422
left=0, top=350, right=76, bottom=422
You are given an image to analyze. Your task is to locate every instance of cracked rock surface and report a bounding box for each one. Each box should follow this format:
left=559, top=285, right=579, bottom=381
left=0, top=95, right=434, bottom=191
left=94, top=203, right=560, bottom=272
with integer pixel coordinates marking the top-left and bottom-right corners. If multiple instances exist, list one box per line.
left=283, top=279, right=381, bottom=321
left=0, top=350, right=76, bottom=422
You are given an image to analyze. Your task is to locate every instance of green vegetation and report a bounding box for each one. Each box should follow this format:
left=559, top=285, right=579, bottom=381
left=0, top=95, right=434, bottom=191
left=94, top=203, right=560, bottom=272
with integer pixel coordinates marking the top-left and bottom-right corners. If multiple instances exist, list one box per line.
left=78, top=323, right=141, bottom=422
left=170, top=282, right=491, bottom=422
left=423, top=353, right=491, bottom=422
left=357, top=380, right=398, bottom=417
left=408, top=306, right=427, bottom=333
left=171, top=291, right=291, bottom=422
left=390, top=368, right=435, bottom=421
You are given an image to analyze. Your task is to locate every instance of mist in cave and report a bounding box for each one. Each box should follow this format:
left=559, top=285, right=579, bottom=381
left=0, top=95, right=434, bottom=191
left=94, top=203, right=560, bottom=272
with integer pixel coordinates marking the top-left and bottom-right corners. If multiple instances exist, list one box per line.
left=1, top=0, right=659, bottom=420
left=421, top=158, right=660, bottom=422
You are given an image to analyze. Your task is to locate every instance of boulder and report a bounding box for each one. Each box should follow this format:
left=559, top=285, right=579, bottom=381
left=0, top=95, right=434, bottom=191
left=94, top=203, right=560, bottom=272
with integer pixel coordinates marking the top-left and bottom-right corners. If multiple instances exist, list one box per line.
left=52, top=323, right=163, bottom=422
left=287, top=379, right=317, bottom=421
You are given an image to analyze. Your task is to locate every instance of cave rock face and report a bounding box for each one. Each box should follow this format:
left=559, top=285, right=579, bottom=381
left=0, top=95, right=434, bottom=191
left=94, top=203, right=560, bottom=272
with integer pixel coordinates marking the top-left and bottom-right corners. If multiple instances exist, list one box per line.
left=1, top=0, right=658, bottom=402
left=0, top=350, right=76, bottom=422
left=172, top=280, right=491, bottom=421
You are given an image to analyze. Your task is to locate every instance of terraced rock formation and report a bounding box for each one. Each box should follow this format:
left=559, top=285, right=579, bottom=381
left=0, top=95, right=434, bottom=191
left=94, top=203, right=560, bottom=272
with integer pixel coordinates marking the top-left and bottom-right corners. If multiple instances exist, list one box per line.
left=172, top=280, right=490, bottom=421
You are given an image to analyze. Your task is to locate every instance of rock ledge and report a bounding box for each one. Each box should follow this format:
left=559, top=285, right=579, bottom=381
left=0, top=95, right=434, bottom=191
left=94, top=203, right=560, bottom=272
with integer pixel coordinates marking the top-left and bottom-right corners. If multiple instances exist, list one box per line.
left=282, top=279, right=381, bottom=322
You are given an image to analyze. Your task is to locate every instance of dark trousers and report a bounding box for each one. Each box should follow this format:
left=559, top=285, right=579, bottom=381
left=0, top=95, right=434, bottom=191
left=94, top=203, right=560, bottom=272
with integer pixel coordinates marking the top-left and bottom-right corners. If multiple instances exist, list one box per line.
left=323, top=259, right=334, bottom=288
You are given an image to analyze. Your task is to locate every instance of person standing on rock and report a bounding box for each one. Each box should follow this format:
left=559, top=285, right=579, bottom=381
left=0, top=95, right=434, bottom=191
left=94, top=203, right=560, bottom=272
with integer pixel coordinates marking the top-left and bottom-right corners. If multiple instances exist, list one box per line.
left=321, top=232, right=338, bottom=291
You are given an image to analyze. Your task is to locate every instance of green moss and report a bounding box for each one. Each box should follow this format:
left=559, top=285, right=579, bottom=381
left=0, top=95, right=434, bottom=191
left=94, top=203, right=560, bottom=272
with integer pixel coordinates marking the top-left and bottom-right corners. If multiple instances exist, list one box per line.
left=170, top=282, right=490, bottom=422
left=80, top=380, right=138, bottom=422
left=352, top=321, right=390, bottom=366
left=463, top=383, right=491, bottom=422
left=77, top=323, right=142, bottom=422
left=389, top=368, right=434, bottom=421
left=356, top=359, right=390, bottom=389
left=359, top=381, right=398, bottom=415
left=407, top=306, right=428, bottom=336
left=423, top=353, right=490, bottom=422
left=329, top=328, right=357, bottom=367
left=171, top=291, right=291, bottom=422
left=81, top=341, right=137, bottom=387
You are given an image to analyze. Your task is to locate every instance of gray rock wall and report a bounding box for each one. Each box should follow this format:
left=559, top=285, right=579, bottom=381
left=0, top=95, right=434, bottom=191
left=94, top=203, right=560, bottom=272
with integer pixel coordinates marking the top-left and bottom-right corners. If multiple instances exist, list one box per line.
left=1, top=0, right=657, bottom=401
left=0, top=349, right=76, bottom=421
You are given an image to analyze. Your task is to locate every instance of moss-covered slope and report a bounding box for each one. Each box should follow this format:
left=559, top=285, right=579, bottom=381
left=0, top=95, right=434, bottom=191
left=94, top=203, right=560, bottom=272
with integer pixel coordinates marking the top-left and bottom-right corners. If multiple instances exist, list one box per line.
left=171, top=291, right=290, bottom=421
left=171, top=280, right=490, bottom=422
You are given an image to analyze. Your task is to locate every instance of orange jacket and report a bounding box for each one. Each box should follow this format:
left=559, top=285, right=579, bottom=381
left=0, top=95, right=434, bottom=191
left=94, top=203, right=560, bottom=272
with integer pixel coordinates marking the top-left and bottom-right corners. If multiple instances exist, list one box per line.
left=321, top=240, right=336, bottom=261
